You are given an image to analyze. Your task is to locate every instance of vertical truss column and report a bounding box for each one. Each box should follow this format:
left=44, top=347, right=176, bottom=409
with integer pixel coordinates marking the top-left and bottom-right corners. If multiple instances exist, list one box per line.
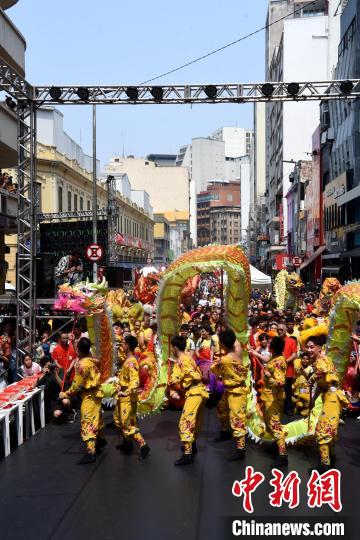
left=16, top=101, right=37, bottom=367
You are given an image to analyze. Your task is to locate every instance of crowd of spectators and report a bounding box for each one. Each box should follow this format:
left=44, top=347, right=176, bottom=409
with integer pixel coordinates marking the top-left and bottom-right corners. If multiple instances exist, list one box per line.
left=1, top=278, right=360, bottom=427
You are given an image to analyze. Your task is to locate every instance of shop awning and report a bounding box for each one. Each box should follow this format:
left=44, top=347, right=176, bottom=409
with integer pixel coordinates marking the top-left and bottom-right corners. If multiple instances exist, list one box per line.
left=344, top=247, right=360, bottom=257
left=322, top=266, right=341, bottom=274
left=299, top=245, right=326, bottom=270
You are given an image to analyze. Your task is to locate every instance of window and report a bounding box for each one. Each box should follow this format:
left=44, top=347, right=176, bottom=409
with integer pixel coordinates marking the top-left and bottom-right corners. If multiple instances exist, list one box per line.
left=58, top=186, right=63, bottom=212
left=227, top=194, right=233, bottom=202
left=35, top=183, right=42, bottom=211
left=74, top=194, right=78, bottom=212
left=87, top=200, right=91, bottom=210
left=67, top=191, right=72, bottom=211
left=80, top=197, right=83, bottom=211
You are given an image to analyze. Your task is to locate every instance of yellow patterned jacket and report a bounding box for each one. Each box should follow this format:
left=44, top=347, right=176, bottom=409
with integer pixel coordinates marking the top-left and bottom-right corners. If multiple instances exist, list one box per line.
left=261, top=355, right=287, bottom=403
left=308, top=356, right=339, bottom=391
left=64, top=357, right=103, bottom=399
left=211, top=353, right=248, bottom=395
left=169, top=353, right=209, bottom=398
left=308, top=355, right=348, bottom=406
left=118, top=355, right=140, bottom=400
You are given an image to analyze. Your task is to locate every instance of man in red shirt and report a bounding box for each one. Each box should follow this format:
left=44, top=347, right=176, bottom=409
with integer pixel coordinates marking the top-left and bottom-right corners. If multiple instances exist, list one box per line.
left=278, top=323, right=298, bottom=416
left=51, top=332, right=78, bottom=383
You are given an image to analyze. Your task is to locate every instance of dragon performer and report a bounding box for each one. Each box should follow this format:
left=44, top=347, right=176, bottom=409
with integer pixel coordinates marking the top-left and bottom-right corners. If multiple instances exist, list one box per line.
left=54, top=250, right=359, bottom=457
left=274, top=269, right=304, bottom=314
left=313, top=277, right=342, bottom=318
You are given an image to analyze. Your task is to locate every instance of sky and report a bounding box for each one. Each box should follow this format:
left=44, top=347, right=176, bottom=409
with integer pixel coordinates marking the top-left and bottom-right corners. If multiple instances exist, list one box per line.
left=10, top=0, right=269, bottom=166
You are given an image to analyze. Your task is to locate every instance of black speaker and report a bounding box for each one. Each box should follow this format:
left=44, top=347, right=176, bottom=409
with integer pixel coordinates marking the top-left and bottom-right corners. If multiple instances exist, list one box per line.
left=36, top=253, right=58, bottom=298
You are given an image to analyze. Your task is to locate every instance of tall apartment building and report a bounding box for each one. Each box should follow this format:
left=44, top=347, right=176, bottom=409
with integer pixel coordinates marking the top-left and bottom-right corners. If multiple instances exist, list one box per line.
left=104, top=155, right=189, bottom=215
left=197, top=181, right=241, bottom=246
left=265, top=0, right=341, bottom=269
left=320, top=0, right=360, bottom=280
left=0, top=0, right=25, bottom=292
left=177, top=127, right=253, bottom=245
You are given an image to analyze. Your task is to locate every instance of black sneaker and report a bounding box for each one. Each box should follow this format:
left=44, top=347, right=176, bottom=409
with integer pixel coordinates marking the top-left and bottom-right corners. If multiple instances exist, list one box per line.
left=174, top=454, right=194, bottom=466
left=228, top=449, right=245, bottom=461
left=272, top=455, right=288, bottom=468
left=214, top=430, right=232, bottom=442
left=138, top=444, right=150, bottom=461
left=116, top=440, right=133, bottom=454
left=77, top=453, right=96, bottom=465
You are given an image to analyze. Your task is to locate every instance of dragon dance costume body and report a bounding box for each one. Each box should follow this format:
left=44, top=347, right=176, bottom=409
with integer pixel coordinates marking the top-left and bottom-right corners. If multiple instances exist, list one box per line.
left=63, top=357, right=104, bottom=455
left=168, top=352, right=209, bottom=454
left=260, top=355, right=287, bottom=456
left=309, top=355, right=348, bottom=467
left=212, top=354, right=249, bottom=450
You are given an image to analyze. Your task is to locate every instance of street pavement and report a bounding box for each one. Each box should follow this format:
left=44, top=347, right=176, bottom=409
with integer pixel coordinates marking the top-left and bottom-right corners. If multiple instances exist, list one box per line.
left=0, top=408, right=359, bottom=540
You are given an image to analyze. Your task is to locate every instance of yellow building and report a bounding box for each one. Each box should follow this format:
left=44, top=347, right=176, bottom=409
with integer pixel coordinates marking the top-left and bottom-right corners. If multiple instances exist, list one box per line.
left=5, top=141, right=154, bottom=286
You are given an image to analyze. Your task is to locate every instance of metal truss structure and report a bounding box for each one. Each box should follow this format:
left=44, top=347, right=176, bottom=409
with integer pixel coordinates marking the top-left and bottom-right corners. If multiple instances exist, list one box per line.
left=106, top=175, right=120, bottom=266
left=16, top=101, right=37, bottom=361
left=1, top=52, right=360, bottom=363
left=33, top=80, right=360, bottom=104
left=37, top=209, right=107, bottom=222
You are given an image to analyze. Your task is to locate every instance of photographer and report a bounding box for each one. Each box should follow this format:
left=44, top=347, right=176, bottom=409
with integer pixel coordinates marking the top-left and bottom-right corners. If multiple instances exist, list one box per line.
left=37, top=358, right=76, bottom=424
left=54, top=249, right=83, bottom=289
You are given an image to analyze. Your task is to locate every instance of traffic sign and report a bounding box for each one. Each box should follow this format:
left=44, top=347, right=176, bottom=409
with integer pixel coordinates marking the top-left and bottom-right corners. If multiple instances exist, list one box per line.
left=292, top=256, right=302, bottom=267
left=86, top=243, right=104, bottom=262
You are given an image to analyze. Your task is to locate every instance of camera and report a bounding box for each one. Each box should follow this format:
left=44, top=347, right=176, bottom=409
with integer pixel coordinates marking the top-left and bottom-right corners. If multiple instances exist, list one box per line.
left=49, top=362, right=57, bottom=372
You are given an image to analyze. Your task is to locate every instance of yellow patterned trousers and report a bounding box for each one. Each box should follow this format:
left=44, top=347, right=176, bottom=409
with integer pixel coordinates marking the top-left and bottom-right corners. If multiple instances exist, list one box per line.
left=316, top=390, right=343, bottom=465
left=261, top=390, right=287, bottom=455
left=179, top=394, right=206, bottom=445
left=217, top=391, right=247, bottom=449
left=80, top=392, right=104, bottom=454
left=115, top=396, right=145, bottom=447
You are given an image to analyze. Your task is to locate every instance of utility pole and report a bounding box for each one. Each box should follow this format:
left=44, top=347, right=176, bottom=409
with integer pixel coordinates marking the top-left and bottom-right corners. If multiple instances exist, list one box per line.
left=92, top=104, right=97, bottom=281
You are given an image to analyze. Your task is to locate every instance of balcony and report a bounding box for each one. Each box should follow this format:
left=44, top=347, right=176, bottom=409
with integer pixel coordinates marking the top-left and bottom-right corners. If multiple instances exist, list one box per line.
left=0, top=5, right=26, bottom=75
left=0, top=102, right=17, bottom=168
left=0, top=188, right=17, bottom=233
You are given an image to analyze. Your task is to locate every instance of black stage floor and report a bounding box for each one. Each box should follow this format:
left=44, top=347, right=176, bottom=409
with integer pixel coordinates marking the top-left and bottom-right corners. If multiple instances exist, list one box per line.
left=1, top=409, right=359, bottom=540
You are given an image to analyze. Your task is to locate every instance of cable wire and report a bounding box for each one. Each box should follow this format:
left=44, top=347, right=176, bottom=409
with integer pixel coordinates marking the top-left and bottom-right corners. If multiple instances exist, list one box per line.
left=139, top=0, right=318, bottom=85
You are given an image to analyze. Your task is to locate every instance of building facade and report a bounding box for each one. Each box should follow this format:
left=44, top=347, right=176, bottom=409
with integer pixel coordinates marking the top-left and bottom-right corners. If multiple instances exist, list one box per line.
left=104, top=155, right=189, bottom=215
left=177, top=127, right=252, bottom=246
left=153, top=214, right=171, bottom=266
left=265, top=0, right=341, bottom=270
left=320, top=0, right=360, bottom=280
left=5, top=109, right=154, bottom=286
left=0, top=0, right=25, bottom=292
left=196, top=181, right=241, bottom=247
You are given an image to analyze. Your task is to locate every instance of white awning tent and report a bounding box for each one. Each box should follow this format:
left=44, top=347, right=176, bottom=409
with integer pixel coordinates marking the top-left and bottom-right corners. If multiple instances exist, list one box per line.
left=250, top=265, right=272, bottom=290
left=222, top=265, right=271, bottom=290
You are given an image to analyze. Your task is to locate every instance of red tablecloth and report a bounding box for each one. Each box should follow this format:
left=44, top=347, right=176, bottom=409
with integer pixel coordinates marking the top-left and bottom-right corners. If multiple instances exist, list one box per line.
left=0, top=376, right=40, bottom=409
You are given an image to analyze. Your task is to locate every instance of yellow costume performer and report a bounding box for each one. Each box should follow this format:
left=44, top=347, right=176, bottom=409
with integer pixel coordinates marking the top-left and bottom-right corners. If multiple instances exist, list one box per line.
left=60, top=337, right=105, bottom=464
left=212, top=355, right=248, bottom=453
left=308, top=355, right=348, bottom=469
left=211, top=329, right=248, bottom=460
left=261, top=336, right=288, bottom=466
left=115, top=335, right=150, bottom=460
left=169, top=335, right=209, bottom=465
left=292, top=357, right=312, bottom=417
